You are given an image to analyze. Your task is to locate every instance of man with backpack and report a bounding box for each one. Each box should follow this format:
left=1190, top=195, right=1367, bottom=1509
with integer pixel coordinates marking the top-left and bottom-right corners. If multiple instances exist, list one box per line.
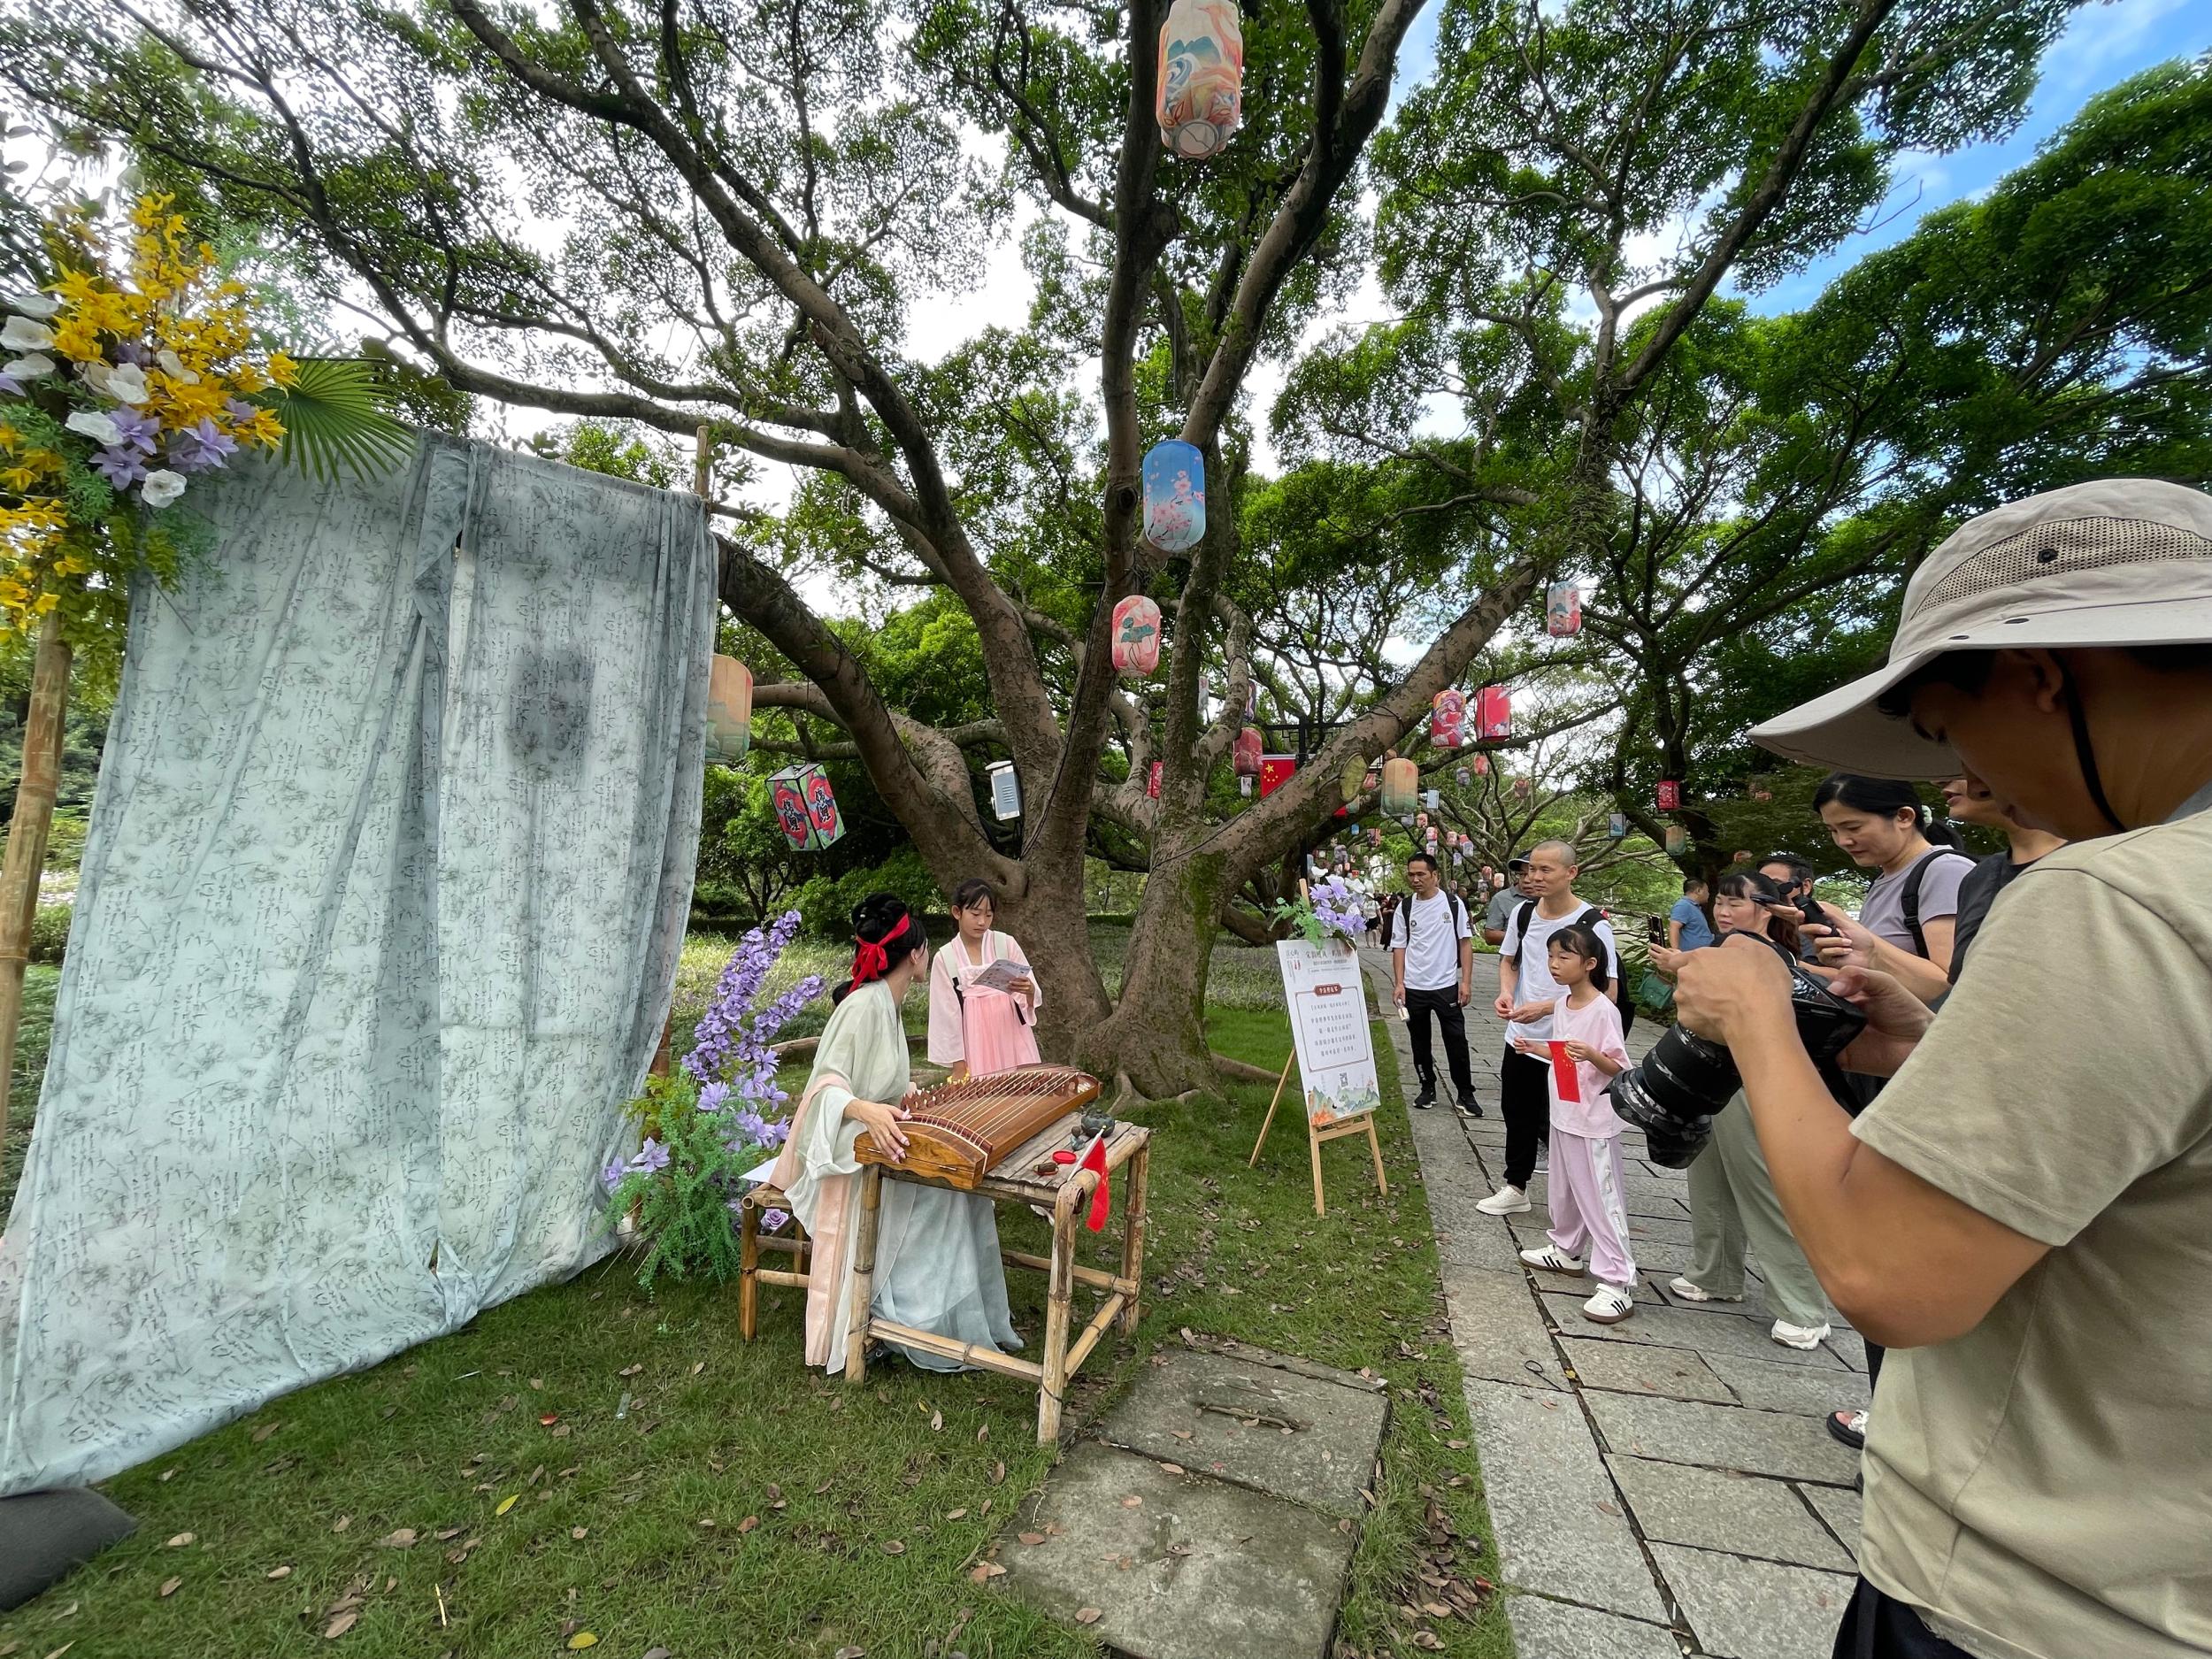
left=1480, top=840, right=1624, bottom=1216
left=1387, top=853, right=1481, bottom=1118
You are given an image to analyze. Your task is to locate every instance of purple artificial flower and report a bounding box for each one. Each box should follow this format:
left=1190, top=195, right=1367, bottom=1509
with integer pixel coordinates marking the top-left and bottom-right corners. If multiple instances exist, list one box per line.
left=226, top=396, right=258, bottom=422
left=90, top=444, right=149, bottom=489
left=0, top=371, right=21, bottom=397
left=165, top=416, right=240, bottom=474
left=111, top=339, right=151, bottom=367
left=602, top=1157, right=628, bottom=1194
left=628, top=1136, right=671, bottom=1175
left=761, top=1207, right=790, bottom=1233
left=108, top=404, right=160, bottom=455
left=696, top=1079, right=732, bottom=1113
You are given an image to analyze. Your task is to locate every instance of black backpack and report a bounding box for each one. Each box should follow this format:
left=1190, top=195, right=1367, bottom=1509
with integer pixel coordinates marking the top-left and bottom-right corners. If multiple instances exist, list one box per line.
left=1508, top=900, right=1636, bottom=1040
left=1899, top=849, right=1978, bottom=958
left=1394, top=890, right=1469, bottom=951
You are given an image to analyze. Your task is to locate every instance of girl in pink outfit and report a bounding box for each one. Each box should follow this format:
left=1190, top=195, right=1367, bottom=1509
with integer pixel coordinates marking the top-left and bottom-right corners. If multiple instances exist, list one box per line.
left=1510, top=925, right=1638, bottom=1323
left=926, top=879, right=1041, bottom=1079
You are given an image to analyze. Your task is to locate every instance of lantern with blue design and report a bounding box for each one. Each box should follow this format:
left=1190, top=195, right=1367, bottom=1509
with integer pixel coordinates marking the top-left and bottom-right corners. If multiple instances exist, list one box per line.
left=1142, top=441, right=1206, bottom=554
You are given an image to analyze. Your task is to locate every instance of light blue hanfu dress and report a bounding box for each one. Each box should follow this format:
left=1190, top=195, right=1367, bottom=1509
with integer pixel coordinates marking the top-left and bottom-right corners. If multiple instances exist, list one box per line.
left=773, top=979, right=1020, bottom=1372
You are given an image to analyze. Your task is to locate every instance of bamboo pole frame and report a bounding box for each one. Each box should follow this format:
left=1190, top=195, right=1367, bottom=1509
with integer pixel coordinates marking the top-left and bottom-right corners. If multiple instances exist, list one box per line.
left=0, top=612, right=71, bottom=1156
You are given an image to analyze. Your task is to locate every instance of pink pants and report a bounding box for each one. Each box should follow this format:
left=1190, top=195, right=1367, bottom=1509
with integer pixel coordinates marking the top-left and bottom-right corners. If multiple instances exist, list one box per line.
left=1548, top=1130, right=1637, bottom=1286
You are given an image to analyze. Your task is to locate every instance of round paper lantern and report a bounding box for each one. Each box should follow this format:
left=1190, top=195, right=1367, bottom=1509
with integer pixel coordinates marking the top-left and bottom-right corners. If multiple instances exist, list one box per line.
left=1142, top=440, right=1206, bottom=554
left=1545, top=583, right=1582, bottom=637
left=1475, top=685, right=1511, bottom=740
left=1663, top=825, right=1688, bottom=856
left=1656, top=779, right=1683, bottom=811
left=705, top=655, right=753, bottom=763
left=1512, top=775, right=1532, bottom=798
left=1110, top=595, right=1163, bottom=677
left=1430, top=688, right=1467, bottom=750
left=1379, top=756, right=1418, bottom=817
left=1156, top=0, right=1244, bottom=159
left=1471, top=752, right=1491, bottom=777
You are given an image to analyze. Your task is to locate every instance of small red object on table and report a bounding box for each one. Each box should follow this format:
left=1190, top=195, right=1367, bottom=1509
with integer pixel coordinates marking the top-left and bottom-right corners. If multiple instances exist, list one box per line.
left=1051, top=1148, right=1077, bottom=1164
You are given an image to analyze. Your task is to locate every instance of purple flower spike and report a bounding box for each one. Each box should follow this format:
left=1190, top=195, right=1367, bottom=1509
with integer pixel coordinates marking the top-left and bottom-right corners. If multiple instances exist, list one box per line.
left=91, top=445, right=149, bottom=489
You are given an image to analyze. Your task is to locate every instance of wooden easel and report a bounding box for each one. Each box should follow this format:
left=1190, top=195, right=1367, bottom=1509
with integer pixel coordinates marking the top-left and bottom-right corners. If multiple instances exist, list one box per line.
left=1248, top=1049, right=1386, bottom=1217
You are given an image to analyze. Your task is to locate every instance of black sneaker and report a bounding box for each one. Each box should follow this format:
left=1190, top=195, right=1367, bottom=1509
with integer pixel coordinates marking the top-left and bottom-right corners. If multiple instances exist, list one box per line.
left=1455, top=1094, right=1485, bottom=1119
left=1412, top=1083, right=1437, bottom=1110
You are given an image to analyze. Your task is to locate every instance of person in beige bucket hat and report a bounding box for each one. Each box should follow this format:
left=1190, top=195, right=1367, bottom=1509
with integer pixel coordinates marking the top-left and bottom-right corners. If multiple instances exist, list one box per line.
left=1666, top=479, right=2212, bottom=1659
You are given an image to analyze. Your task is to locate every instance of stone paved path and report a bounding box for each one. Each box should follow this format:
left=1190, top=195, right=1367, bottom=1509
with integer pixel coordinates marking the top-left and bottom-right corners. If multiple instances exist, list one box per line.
left=1358, top=949, right=1866, bottom=1659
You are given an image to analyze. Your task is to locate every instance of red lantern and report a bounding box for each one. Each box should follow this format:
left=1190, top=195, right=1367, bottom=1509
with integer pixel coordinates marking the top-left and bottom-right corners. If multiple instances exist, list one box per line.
left=1471, top=752, right=1490, bottom=777
left=1656, top=779, right=1682, bottom=811
left=1233, top=726, right=1263, bottom=795
left=1512, top=775, right=1532, bottom=799
left=1379, top=756, right=1418, bottom=816
left=1156, top=0, right=1244, bottom=159
left=771, top=762, right=844, bottom=851
left=1545, top=583, right=1582, bottom=637
left=705, top=655, right=753, bottom=764
left=1475, top=685, right=1511, bottom=740
left=1110, top=595, right=1163, bottom=677
left=1430, top=688, right=1467, bottom=749
left=1148, top=760, right=1164, bottom=799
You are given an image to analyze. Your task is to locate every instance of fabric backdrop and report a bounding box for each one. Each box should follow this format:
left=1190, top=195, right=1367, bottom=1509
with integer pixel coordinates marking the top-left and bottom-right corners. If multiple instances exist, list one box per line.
left=0, top=436, right=715, bottom=1493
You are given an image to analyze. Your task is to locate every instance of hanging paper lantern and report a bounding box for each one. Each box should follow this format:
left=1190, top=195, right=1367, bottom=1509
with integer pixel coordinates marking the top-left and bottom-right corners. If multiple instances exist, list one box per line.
left=1148, top=759, right=1164, bottom=799
left=771, top=762, right=846, bottom=852
left=1156, top=0, right=1244, bottom=159
left=987, top=759, right=1021, bottom=822
left=1545, top=582, right=1582, bottom=637
left=704, top=655, right=754, bottom=764
left=1379, top=756, right=1417, bottom=816
left=1110, top=595, right=1163, bottom=678
left=1455, top=765, right=1471, bottom=788
left=1656, top=779, right=1683, bottom=812
left=1142, top=440, right=1206, bottom=554
left=1608, top=811, right=1627, bottom=841
left=1471, top=752, right=1491, bottom=778
left=1424, top=788, right=1440, bottom=812
left=1475, top=685, right=1511, bottom=740
left=1233, top=726, right=1263, bottom=795
left=1430, top=687, right=1467, bottom=749
left=1664, top=825, right=1688, bottom=856
left=1340, top=754, right=1366, bottom=803
left=1368, top=826, right=1383, bottom=849
left=1733, top=849, right=1755, bottom=864
left=1363, top=766, right=1380, bottom=794
left=1512, top=775, right=1532, bottom=799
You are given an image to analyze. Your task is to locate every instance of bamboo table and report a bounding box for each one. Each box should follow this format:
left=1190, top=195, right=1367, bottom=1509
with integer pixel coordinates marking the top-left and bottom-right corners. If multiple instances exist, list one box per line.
left=842, top=1112, right=1152, bottom=1448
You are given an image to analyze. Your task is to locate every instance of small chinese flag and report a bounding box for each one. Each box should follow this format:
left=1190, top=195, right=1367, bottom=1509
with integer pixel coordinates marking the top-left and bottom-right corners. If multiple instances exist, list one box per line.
left=1078, top=1131, right=1113, bottom=1233
left=1545, top=1041, right=1581, bottom=1104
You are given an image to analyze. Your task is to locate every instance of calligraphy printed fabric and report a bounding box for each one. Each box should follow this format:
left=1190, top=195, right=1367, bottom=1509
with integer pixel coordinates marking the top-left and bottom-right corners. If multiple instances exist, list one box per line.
left=0, top=436, right=714, bottom=1493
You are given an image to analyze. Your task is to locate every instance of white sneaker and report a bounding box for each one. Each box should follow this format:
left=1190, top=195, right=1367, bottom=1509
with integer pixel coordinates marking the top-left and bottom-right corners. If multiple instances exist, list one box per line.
left=1475, top=1185, right=1531, bottom=1216
left=1533, top=1148, right=1549, bottom=1175
left=1518, top=1245, right=1585, bottom=1275
left=1669, top=1277, right=1743, bottom=1303
left=1583, top=1283, right=1637, bottom=1325
left=1770, top=1318, right=1832, bottom=1350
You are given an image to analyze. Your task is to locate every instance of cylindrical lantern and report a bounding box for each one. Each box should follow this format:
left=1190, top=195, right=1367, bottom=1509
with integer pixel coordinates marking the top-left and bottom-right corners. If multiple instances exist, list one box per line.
left=1156, top=0, right=1244, bottom=159
left=1234, top=726, right=1262, bottom=794
left=705, top=655, right=754, bottom=763
left=1430, top=688, right=1466, bottom=750
left=1142, top=440, right=1206, bottom=554
left=1148, top=759, right=1164, bottom=799
left=1545, top=582, right=1582, bottom=637
left=1110, top=595, right=1163, bottom=678
left=1379, top=756, right=1417, bottom=816
left=771, top=762, right=846, bottom=852
left=987, top=759, right=1021, bottom=821
left=1733, top=849, right=1754, bottom=864
left=1471, top=752, right=1490, bottom=777
left=1475, top=685, right=1511, bottom=740
left=1340, top=754, right=1366, bottom=803
left=1455, top=765, right=1471, bottom=788
left=1656, top=779, right=1683, bottom=811
left=1608, top=811, right=1627, bottom=841
left=1664, top=825, right=1688, bottom=856
left=1368, top=827, right=1383, bottom=849
left=1414, top=810, right=1429, bottom=832
left=1423, top=788, right=1440, bottom=811
left=1363, top=766, right=1380, bottom=794
left=1512, top=775, right=1532, bottom=799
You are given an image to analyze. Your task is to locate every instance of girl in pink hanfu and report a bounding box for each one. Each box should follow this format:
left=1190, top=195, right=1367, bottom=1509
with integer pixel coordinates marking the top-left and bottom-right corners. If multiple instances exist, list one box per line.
left=1509, top=925, right=1637, bottom=1325
left=927, top=879, right=1041, bottom=1080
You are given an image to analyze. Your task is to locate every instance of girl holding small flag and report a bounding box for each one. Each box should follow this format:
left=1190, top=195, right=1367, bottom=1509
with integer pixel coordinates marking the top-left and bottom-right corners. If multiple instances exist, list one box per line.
left=1509, top=925, right=1638, bottom=1324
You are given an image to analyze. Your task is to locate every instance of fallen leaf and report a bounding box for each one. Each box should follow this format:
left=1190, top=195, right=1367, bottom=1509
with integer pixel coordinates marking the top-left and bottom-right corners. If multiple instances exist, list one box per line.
left=975, top=1424, right=988, bottom=1443
left=250, top=1422, right=280, bottom=1443
left=690, top=1361, right=705, bottom=1376
left=265, top=1565, right=293, bottom=1580
left=1423, top=1601, right=1452, bottom=1618
left=1119, top=1496, right=1142, bottom=1509
left=331, top=1516, right=351, bottom=1533
left=158, top=1468, right=179, bottom=1482
left=571, top=1526, right=589, bottom=1540
left=929, top=1409, right=943, bottom=1432
left=540, top=1414, right=560, bottom=1426
left=736, top=1515, right=759, bottom=1534
left=158, top=1578, right=182, bottom=1598
left=813, top=1479, right=834, bottom=1495
left=376, top=1529, right=418, bottom=1549
left=1169, top=1429, right=1194, bottom=1441
left=565, top=1637, right=599, bottom=1652
left=834, top=1647, right=864, bottom=1658
left=1411, top=1633, right=1444, bottom=1652
left=1018, top=1532, right=1046, bottom=1547
left=323, top=1609, right=359, bottom=1640
left=1074, top=1609, right=1102, bottom=1626
left=642, top=1651, right=672, bottom=1659
left=618, top=1363, right=643, bottom=1378
left=968, top=1561, right=1007, bottom=1583
left=1157, top=1463, right=1185, bottom=1476
left=943, top=1509, right=967, bottom=1521
left=551, top=1424, right=572, bottom=1438
left=1166, top=1542, right=1193, bottom=1557
left=165, top=1532, right=195, bottom=1548
left=988, top=1460, right=1006, bottom=1486
left=879, top=1540, right=906, bottom=1555
left=1595, top=1500, right=1621, bottom=1517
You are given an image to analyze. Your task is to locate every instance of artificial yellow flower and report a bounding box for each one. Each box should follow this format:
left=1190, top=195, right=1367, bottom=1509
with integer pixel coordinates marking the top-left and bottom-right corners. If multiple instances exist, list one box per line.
left=266, top=350, right=300, bottom=388
left=0, top=464, right=41, bottom=493
left=50, top=268, right=107, bottom=310
left=241, top=408, right=287, bottom=448
left=23, top=449, right=65, bottom=477
left=231, top=361, right=269, bottom=395
left=30, top=591, right=58, bottom=616
left=158, top=376, right=229, bottom=424
left=0, top=422, right=21, bottom=452
left=48, top=314, right=107, bottom=364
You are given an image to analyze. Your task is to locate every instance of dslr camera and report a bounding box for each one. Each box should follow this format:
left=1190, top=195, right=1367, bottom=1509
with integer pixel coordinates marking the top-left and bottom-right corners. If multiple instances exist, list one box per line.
left=1609, top=934, right=1867, bottom=1166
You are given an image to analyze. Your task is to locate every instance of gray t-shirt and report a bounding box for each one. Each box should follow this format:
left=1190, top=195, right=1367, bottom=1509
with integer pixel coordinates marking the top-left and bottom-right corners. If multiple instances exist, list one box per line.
left=1857, top=849, right=1975, bottom=956
left=1484, top=887, right=1519, bottom=935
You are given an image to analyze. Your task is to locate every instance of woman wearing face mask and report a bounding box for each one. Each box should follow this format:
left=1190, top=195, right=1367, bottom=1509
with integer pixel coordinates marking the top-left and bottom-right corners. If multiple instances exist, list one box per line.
left=1652, top=870, right=1836, bottom=1349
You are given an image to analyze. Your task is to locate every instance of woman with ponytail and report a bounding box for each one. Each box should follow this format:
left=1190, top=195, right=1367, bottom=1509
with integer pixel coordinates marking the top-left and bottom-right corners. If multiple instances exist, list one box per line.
left=770, top=894, right=1021, bottom=1374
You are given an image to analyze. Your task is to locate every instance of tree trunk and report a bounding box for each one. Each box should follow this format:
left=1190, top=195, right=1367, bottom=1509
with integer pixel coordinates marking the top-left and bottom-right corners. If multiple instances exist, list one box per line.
left=0, top=614, right=70, bottom=1155
left=987, top=850, right=1111, bottom=1064
left=1217, top=903, right=1281, bottom=948
left=1077, top=841, right=1227, bottom=1098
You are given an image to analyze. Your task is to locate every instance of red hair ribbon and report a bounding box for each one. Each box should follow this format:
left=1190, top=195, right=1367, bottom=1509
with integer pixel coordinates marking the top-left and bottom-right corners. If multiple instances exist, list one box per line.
left=849, top=912, right=912, bottom=993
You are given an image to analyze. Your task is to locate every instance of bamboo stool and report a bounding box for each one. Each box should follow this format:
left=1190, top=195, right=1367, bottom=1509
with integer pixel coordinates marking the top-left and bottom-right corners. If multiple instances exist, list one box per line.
left=736, top=1182, right=812, bottom=1340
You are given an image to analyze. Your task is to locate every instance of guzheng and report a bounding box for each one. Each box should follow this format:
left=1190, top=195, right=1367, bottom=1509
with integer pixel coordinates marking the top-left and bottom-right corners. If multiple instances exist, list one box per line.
left=853, top=1065, right=1102, bottom=1190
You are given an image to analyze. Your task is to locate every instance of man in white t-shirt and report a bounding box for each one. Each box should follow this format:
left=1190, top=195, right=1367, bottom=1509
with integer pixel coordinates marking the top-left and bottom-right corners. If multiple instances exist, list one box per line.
left=1482, top=840, right=1620, bottom=1215
left=1387, top=853, right=1480, bottom=1118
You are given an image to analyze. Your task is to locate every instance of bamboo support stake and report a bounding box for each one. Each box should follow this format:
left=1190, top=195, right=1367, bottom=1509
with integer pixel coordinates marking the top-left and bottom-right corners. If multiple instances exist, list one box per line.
left=738, top=1194, right=763, bottom=1340
left=844, top=1165, right=882, bottom=1381
left=1247, top=1049, right=1297, bottom=1167
left=1037, top=1172, right=1087, bottom=1446
left=1119, top=1140, right=1149, bottom=1333
left=0, top=613, right=70, bottom=1156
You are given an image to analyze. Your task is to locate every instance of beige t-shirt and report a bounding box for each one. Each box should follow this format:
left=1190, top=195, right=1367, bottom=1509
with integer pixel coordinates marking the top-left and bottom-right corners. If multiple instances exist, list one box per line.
left=1851, top=803, right=2212, bottom=1659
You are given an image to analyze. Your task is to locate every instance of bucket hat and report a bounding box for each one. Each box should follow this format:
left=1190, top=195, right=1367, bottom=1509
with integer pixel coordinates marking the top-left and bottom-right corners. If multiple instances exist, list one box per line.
left=1752, top=479, right=2212, bottom=777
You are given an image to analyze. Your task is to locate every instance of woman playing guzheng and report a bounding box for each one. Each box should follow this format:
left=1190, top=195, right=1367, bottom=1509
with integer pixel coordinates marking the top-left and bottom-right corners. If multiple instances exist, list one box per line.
left=771, top=893, right=1021, bottom=1373
left=927, top=878, right=1041, bottom=1080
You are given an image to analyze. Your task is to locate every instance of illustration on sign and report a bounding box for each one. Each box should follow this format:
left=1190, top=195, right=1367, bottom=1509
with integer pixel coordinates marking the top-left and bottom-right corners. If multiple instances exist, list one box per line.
left=1276, top=937, right=1382, bottom=1127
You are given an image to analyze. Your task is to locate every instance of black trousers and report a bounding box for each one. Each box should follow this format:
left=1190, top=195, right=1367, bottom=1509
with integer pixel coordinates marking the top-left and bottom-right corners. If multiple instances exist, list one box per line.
left=1500, top=1045, right=1552, bottom=1187
left=1832, top=1578, right=1974, bottom=1658
left=1403, top=987, right=1474, bottom=1099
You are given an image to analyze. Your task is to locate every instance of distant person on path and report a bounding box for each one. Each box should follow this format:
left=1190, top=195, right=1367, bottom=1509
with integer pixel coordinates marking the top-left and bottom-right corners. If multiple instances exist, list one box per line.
left=1510, top=923, right=1637, bottom=1325
left=1387, top=853, right=1481, bottom=1118
left=1669, top=877, right=1716, bottom=950
left=1482, top=856, right=1532, bottom=946
left=1482, top=841, right=1620, bottom=1216
left=1939, top=775, right=2065, bottom=982
left=1674, top=479, right=2212, bottom=1659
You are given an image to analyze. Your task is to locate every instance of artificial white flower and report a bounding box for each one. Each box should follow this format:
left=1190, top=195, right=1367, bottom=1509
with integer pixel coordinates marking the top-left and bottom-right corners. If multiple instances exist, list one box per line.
left=155, top=348, right=200, bottom=386
left=3, top=294, right=62, bottom=319
left=65, top=409, right=124, bottom=446
left=0, top=316, right=56, bottom=351
left=3, top=353, right=57, bottom=381
left=102, top=363, right=150, bottom=404
left=141, top=469, right=188, bottom=509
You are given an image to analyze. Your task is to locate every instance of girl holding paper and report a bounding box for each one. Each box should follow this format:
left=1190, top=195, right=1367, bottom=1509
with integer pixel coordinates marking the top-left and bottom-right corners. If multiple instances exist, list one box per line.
left=1509, top=926, right=1638, bottom=1325
left=928, top=879, right=1041, bottom=1080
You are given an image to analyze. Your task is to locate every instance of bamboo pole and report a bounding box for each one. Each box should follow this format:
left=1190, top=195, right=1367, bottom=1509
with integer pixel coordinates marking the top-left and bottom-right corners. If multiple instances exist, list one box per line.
left=0, top=613, right=71, bottom=1156
left=1118, top=1139, right=1149, bottom=1334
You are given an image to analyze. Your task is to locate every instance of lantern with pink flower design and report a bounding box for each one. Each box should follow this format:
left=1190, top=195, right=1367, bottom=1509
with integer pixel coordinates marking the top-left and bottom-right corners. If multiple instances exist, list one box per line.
left=1475, top=685, right=1511, bottom=739
left=1545, top=582, right=1582, bottom=637
left=1233, top=726, right=1263, bottom=795
left=1430, top=687, right=1467, bottom=749
left=1110, top=595, right=1163, bottom=677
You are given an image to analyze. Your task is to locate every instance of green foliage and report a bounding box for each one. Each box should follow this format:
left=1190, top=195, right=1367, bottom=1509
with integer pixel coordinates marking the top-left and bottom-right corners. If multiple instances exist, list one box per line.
left=263, top=356, right=416, bottom=482
left=599, top=1070, right=760, bottom=1293
left=792, top=846, right=943, bottom=941
left=530, top=419, right=685, bottom=489
left=27, top=902, right=70, bottom=965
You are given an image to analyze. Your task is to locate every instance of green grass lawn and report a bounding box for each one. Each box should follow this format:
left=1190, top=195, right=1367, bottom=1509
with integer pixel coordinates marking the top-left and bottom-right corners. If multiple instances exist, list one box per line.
left=0, top=940, right=1509, bottom=1659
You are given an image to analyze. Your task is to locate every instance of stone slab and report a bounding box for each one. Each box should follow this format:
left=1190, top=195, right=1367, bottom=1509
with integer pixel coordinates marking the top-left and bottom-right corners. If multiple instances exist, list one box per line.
left=1517, top=1208, right=1699, bottom=1248
left=1586, top=1392, right=1862, bottom=1486
left=1435, top=1218, right=1535, bottom=1271
left=1506, top=1595, right=1682, bottom=1659
left=1000, top=1442, right=1356, bottom=1659
left=1542, top=1298, right=1847, bottom=1370
left=1094, top=1347, right=1388, bottom=1517
left=1556, top=1336, right=1736, bottom=1403
left=1440, top=1263, right=1568, bottom=1391
left=1800, top=1483, right=1863, bottom=1560
left=1649, top=1542, right=1854, bottom=1659
left=1605, top=1455, right=1855, bottom=1571
left=1824, top=1328, right=1870, bottom=1371
left=1702, top=1352, right=1871, bottom=1418
left=1463, top=1379, right=1669, bottom=1623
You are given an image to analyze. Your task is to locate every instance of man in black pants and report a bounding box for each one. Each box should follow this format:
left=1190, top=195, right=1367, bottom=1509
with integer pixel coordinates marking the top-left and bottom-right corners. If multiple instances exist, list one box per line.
left=1386, top=853, right=1479, bottom=1117
left=1480, top=840, right=1619, bottom=1215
